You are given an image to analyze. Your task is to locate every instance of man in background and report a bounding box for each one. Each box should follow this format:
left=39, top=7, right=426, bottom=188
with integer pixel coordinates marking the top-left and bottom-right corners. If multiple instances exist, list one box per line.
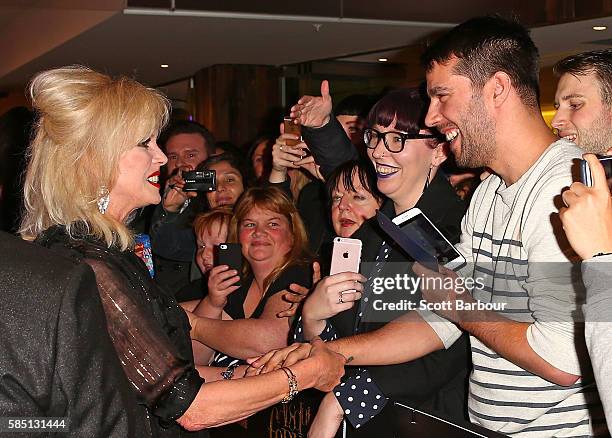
left=334, top=93, right=373, bottom=149
left=552, top=49, right=612, bottom=154
left=150, top=120, right=216, bottom=292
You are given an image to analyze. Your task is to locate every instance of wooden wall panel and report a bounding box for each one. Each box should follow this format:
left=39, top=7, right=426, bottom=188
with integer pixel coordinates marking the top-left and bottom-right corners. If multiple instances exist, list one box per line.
left=193, top=65, right=282, bottom=148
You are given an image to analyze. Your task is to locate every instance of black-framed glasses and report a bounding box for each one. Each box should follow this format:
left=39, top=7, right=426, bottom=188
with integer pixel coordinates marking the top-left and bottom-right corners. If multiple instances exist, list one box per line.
left=363, top=127, right=443, bottom=153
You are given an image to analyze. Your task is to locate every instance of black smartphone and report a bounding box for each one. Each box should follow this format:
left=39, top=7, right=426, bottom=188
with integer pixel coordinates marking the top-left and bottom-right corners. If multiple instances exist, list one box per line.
left=214, top=243, right=243, bottom=286
left=580, top=156, right=612, bottom=187
left=182, top=170, right=216, bottom=192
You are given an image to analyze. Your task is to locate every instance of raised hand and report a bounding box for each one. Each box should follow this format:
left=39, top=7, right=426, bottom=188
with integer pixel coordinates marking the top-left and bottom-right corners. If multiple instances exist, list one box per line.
left=290, top=80, right=333, bottom=129
left=162, top=166, right=197, bottom=212
left=301, top=272, right=365, bottom=330
left=206, top=265, right=241, bottom=310
left=269, top=122, right=311, bottom=183
left=277, top=261, right=322, bottom=318
left=412, top=263, right=470, bottom=323
left=300, top=271, right=365, bottom=341
left=559, top=153, right=612, bottom=260
left=294, top=146, right=324, bottom=181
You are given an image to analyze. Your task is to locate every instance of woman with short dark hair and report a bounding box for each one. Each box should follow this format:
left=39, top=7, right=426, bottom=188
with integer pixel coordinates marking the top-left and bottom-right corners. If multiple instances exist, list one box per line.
left=326, top=159, right=383, bottom=238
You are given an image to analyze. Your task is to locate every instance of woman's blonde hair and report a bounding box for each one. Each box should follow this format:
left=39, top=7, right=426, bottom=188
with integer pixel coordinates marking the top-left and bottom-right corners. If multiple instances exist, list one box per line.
left=228, top=186, right=311, bottom=294
left=20, top=65, right=170, bottom=250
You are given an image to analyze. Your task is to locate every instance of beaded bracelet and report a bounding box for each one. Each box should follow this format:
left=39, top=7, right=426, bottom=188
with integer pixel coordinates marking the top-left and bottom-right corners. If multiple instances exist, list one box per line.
left=280, top=367, right=298, bottom=404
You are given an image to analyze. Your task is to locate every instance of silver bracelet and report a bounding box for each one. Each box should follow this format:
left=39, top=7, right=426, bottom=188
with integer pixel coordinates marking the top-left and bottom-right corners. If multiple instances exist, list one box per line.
left=280, top=367, right=298, bottom=403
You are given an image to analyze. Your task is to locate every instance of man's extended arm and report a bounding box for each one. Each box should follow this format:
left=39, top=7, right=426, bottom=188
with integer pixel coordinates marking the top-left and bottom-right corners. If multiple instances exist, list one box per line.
left=326, top=311, right=445, bottom=365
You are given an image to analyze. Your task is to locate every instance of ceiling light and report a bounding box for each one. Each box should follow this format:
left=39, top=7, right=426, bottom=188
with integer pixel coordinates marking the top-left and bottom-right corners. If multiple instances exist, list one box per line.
left=378, top=58, right=388, bottom=62
left=160, top=64, right=169, bottom=68
left=592, top=26, right=607, bottom=31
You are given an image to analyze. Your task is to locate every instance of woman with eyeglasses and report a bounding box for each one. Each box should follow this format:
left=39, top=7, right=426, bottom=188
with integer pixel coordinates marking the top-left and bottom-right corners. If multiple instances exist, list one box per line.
left=286, top=85, right=470, bottom=437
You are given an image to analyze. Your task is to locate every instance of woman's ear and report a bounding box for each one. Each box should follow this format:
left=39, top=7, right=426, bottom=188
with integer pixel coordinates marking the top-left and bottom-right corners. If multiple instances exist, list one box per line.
left=431, top=142, right=449, bottom=167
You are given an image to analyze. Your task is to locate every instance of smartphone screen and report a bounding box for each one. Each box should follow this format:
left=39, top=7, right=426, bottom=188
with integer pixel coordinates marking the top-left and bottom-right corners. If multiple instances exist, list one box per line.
left=393, top=209, right=465, bottom=270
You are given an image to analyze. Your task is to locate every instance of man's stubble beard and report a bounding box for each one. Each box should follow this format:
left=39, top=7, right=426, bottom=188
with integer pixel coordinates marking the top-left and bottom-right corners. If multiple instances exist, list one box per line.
left=455, top=94, right=497, bottom=169
left=578, top=109, right=612, bottom=155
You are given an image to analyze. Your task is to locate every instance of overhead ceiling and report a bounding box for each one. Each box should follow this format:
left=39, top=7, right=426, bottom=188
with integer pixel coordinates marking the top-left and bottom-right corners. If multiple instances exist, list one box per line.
left=0, top=0, right=609, bottom=101
left=340, top=16, right=612, bottom=66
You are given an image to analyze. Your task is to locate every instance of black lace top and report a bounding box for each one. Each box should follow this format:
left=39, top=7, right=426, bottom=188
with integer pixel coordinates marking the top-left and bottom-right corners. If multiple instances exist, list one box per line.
left=36, top=226, right=204, bottom=436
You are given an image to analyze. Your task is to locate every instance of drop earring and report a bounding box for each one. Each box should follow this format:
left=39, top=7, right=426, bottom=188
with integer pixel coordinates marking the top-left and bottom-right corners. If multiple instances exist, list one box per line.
left=423, top=166, right=433, bottom=192
left=97, top=186, right=110, bottom=215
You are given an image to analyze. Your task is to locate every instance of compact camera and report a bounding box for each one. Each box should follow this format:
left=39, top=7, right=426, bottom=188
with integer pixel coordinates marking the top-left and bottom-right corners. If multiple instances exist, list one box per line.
left=182, top=170, right=216, bottom=192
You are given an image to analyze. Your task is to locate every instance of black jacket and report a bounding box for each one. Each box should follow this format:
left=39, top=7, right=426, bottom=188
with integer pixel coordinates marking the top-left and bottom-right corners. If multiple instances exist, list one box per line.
left=150, top=202, right=202, bottom=294
left=302, top=116, right=359, bottom=179
left=0, top=232, right=142, bottom=437
left=36, top=226, right=206, bottom=437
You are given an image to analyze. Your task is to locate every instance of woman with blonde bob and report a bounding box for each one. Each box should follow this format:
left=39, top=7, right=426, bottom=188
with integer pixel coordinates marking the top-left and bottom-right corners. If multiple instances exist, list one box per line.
left=20, top=65, right=345, bottom=435
left=189, top=186, right=317, bottom=367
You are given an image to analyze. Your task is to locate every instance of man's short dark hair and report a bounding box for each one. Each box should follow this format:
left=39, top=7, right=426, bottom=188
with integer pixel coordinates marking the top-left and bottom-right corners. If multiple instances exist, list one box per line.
left=158, top=120, right=215, bottom=155
left=421, top=15, right=540, bottom=108
left=553, top=49, right=612, bottom=107
left=334, top=94, right=374, bottom=118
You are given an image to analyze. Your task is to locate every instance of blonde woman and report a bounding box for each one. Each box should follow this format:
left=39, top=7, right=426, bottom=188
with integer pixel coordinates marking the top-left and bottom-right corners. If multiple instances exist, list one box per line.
left=20, top=65, right=345, bottom=435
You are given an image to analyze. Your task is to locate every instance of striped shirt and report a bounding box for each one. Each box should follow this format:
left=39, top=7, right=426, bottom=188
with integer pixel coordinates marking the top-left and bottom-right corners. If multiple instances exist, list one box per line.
left=419, top=140, right=607, bottom=436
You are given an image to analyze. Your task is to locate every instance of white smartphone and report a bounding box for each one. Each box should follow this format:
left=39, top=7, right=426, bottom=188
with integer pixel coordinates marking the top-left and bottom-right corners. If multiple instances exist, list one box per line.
left=392, top=208, right=466, bottom=270
left=330, top=237, right=362, bottom=275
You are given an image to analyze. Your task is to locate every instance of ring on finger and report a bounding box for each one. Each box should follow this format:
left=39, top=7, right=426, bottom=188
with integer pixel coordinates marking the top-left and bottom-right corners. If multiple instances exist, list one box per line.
left=280, top=145, right=284, bottom=151
left=338, top=293, right=344, bottom=304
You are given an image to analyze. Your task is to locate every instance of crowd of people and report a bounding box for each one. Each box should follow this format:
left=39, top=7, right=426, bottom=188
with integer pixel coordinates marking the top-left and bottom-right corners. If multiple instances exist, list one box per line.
left=0, top=14, right=611, bottom=438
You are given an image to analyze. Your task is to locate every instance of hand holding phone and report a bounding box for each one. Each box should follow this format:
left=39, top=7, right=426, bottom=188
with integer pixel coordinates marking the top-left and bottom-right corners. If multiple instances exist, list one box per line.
left=215, top=243, right=243, bottom=277
left=580, top=155, right=612, bottom=189
left=205, top=243, right=243, bottom=310
left=283, top=117, right=302, bottom=147
left=330, top=237, right=363, bottom=296
left=163, top=167, right=197, bottom=212
left=330, top=237, right=362, bottom=275
left=560, top=153, right=612, bottom=260
left=301, top=255, right=365, bottom=330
